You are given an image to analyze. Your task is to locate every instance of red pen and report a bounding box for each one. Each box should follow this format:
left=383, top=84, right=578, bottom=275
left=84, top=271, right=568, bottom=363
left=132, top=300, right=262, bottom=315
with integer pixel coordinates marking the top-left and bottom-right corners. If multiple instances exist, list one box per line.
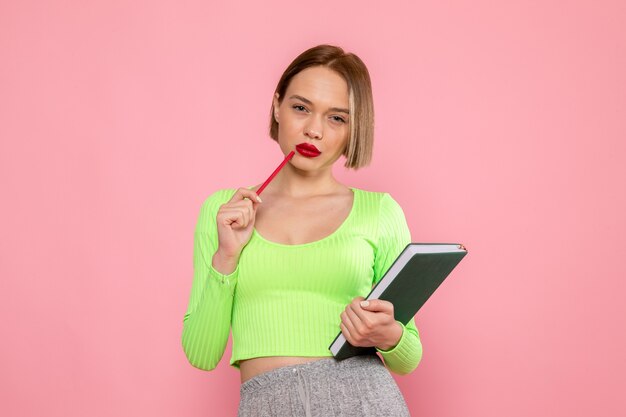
left=256, top=150, right=295, bottom=196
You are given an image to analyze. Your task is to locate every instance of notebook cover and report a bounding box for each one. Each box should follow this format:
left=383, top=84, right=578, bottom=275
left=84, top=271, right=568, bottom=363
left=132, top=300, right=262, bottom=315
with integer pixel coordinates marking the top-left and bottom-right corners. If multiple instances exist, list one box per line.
left=329, top=243, right=467, bottom=360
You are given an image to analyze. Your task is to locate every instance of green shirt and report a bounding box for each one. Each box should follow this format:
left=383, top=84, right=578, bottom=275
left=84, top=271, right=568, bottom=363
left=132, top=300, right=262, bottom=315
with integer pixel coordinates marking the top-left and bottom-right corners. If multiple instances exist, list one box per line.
left=182, top=187, right=423, bottom=375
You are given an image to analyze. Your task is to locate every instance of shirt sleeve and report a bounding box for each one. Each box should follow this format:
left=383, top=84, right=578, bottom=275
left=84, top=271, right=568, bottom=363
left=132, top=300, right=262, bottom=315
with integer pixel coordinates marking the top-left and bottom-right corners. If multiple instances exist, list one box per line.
left=181, top=190, right=239, bottom=371
left=372, top=193, right=423, bottom=376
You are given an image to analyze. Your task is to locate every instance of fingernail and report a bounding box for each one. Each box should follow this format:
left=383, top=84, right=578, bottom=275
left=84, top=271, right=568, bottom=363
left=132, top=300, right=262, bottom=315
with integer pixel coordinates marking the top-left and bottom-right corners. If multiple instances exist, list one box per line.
left=256, top=196, right=262, bottom=203
left=360, top=301, right=369, bottom=307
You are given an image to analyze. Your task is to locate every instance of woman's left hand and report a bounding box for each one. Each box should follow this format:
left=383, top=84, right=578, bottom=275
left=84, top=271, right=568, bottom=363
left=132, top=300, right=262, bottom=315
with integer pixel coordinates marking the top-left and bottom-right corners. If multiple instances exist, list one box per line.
left=340, top=296, right=403, bottom=351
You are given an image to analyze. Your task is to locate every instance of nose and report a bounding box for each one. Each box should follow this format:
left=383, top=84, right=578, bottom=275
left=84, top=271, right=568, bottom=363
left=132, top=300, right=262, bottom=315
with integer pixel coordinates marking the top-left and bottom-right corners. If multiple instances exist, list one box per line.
left=304, top=117, right=323, bottom=139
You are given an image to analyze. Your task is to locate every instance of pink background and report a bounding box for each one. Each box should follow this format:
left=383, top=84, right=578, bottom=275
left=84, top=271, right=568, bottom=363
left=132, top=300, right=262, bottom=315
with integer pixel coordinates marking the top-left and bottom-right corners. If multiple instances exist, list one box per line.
left=1, top=1, right=624, bottom=416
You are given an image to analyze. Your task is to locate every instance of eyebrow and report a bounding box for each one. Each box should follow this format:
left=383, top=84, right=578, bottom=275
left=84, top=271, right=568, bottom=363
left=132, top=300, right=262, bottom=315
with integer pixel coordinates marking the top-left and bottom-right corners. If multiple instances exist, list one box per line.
left=289, top=94, right=350, bottom=115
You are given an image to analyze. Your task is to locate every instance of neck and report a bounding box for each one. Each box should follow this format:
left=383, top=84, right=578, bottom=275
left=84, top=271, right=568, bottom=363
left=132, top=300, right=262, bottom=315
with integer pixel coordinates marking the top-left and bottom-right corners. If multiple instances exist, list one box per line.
left=262, top=164, right=342, bottom=198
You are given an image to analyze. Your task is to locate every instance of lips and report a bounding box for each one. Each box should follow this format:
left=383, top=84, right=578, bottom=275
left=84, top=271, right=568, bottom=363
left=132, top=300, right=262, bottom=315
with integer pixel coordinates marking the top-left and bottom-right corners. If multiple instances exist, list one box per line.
left=296, top=143, right=321, bottom=157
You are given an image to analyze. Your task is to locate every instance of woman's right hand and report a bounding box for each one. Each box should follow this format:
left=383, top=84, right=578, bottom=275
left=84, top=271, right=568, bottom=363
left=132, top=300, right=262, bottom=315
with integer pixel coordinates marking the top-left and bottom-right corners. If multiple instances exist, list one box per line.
left=214, top=187, right=262, bottom=262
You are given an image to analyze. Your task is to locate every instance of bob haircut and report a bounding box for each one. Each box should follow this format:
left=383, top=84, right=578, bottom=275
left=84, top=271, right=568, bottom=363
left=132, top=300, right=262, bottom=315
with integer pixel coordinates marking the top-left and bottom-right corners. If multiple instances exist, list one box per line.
left=269, top=44, right=374, bottom=170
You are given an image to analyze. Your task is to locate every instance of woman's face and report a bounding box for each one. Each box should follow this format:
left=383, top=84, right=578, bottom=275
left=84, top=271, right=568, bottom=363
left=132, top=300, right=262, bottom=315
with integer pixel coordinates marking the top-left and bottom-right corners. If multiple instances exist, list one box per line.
left=273, top=66, right=350, bottom=172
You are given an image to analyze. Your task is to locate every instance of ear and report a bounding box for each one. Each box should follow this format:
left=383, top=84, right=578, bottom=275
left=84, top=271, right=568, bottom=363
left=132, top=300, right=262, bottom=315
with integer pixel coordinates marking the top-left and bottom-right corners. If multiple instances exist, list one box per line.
left=273, top=93, right=280, bottom=123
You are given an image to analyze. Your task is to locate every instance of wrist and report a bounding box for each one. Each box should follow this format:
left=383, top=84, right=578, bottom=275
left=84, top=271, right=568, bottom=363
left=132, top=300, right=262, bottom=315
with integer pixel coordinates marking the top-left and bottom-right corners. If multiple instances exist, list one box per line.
left=377, top=321, right=404, bottom=351
left=212, top=250, right=239, bottom=275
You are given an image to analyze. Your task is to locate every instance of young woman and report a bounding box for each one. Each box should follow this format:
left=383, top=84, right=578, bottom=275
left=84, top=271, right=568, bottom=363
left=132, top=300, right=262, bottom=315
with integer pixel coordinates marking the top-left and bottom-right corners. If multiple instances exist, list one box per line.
left=182, top=44, right=423, bottom=416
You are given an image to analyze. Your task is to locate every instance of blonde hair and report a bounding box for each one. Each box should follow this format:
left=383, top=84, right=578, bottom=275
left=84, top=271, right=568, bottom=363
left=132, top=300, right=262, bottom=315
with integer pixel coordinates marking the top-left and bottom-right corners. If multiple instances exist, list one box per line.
left=269, top=44, right=374, bottom=170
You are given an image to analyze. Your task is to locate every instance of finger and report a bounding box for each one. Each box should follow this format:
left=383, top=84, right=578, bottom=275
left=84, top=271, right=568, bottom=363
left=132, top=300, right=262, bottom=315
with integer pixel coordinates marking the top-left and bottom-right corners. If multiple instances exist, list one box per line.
left=229, top=197, right=257, bottom=227
left=248, top=200, right=255, bottom=223
left=340, top=321, right=356, bottom=346
left=348, top=302, right=372, bottom=331
left=235, top=200, right=252, bottom=227
left=241, top=206, right=250, bottom=227
left=360, top=298, right=393, bottom=314
left=351, top=296, right=366, bottom=305
left=230, top=187, right=263, bottom=204
left=220, top=208, right=243, bottom=229
left=221, top=207, right=249, bottom=229
left=341, top=310, right=359, bottom=338
left=229, top=198, right=254, bottom=211
left=240, top=200, right=256, bottom=227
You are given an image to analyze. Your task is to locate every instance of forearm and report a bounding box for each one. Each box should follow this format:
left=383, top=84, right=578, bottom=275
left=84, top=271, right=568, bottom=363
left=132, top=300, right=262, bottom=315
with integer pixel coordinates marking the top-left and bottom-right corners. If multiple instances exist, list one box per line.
left=181, top=259, right=239, bottom=371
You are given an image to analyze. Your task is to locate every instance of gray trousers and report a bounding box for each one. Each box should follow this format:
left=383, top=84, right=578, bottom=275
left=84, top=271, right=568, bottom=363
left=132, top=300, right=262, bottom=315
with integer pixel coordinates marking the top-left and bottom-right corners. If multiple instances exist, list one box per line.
left=237, top=354, right=411, bottom=417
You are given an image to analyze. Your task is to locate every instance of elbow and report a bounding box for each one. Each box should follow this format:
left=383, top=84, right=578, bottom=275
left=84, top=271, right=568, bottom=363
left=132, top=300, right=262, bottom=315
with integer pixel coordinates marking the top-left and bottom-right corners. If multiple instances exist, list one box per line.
left=403, top=329, right=423, bottom=375
left=391, top=362, right=420, bottom=377
left=181, top=326, right=220, bottom=371
left=186, top=353, right=218, bottom=372
left=392, top=341, right=423, bottom=376
left=181, top=337, right=219, bottom=371
left=393, top=361, right=418, bottom=376
left=404, top=340, right=424, bottom=375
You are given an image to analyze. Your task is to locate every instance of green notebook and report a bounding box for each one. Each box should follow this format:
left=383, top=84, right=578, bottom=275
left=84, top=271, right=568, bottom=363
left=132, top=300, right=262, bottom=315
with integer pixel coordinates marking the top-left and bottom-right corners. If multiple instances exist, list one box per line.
left=329, top=243, right=468, bottom=360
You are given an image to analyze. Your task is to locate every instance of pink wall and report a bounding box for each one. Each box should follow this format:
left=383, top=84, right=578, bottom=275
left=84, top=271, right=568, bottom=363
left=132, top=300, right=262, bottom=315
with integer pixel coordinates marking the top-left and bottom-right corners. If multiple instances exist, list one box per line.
left=1, top=1, right=624, bottom=416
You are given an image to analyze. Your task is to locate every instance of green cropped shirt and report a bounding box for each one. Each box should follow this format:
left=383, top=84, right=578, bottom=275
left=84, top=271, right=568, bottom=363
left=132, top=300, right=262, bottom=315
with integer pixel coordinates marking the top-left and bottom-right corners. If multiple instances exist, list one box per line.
left=181, top=186, right=423, bottom=375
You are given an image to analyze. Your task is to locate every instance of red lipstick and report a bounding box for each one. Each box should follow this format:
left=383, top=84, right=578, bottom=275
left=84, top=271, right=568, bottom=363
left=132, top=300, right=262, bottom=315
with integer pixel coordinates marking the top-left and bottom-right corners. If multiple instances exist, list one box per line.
left=296, top=143, right=321, bottom=158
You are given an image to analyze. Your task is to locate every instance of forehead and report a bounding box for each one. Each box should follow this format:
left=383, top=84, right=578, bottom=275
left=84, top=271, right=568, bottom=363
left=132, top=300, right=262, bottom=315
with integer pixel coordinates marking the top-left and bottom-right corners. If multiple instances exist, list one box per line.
left=285, top=66, right=349, bottom=107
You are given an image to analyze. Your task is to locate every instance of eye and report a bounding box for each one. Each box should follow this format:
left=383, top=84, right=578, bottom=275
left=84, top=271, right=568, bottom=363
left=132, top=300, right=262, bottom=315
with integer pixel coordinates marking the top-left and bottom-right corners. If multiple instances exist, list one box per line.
left=331, top=116, right=347, bottom=123
left=292, top=105, right=307, bottom=112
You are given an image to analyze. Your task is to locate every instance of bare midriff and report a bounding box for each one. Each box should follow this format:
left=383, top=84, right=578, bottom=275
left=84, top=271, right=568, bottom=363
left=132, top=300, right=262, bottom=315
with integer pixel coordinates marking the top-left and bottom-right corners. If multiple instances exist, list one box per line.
left=239, top=356, right=331, bottom=384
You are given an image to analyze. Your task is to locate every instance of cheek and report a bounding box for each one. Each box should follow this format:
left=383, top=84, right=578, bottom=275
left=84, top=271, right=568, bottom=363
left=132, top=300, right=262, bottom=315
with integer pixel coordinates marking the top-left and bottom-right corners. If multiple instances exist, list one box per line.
left=279, top=113, right=302, bottom=133
left=332, top=131, right=350, bottom=149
